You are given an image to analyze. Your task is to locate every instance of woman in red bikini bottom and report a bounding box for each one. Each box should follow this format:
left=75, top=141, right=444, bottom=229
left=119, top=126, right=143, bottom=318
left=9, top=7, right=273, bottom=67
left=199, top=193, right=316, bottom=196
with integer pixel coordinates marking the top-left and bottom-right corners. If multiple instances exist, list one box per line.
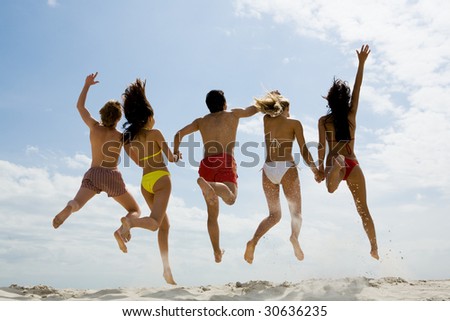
left=317, top=44, right=379, bottom=260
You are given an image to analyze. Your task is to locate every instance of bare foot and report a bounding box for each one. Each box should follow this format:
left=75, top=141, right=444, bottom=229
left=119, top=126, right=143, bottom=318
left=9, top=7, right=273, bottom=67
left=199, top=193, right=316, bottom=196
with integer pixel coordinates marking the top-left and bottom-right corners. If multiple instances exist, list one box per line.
left=371, top=248, right=379, bottom=260
left=114, top=217, right=131, bottom=253
left=121, top=216, right=131, bottom=232
left=114, top=228, right=128, bottom=253
left=122, top=211, right=140, bottom=241
left=244, top=241, right=256, bottom=264
left=121, top=227, right=131, bottom=242
left=163, top=268, right=177, bottom=285
left=214, top=249, right=224, bottom=263
left=197, top=177, right=218, bottom=206
left=52, top=206, right=72, bottom=229
left=290, top=235, right=304, bottom=261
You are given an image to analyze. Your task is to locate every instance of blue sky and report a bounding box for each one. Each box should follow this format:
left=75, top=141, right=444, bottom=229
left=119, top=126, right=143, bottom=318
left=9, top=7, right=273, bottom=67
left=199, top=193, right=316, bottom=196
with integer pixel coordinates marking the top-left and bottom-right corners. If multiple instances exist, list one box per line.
left=1, top=0, right=449, bottom=289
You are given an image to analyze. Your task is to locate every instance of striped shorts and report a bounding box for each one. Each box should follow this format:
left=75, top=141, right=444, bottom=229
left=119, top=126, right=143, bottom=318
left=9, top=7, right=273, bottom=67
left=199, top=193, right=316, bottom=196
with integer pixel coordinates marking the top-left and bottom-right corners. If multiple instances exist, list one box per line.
left=81, top=167, right=127, bottom=197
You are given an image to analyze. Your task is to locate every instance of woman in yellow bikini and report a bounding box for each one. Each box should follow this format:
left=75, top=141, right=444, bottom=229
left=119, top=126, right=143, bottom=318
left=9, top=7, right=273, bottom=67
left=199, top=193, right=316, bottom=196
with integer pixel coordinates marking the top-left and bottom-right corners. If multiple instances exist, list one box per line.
left=318, top=44, right=379, bottom=260
left=117, top=79, right=178, bottom=285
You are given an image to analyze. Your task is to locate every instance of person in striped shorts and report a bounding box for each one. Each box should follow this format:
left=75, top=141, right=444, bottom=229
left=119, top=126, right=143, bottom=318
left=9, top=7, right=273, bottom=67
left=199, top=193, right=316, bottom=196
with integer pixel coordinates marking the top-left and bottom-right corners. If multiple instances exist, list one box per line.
left=52, top=72, right=141, bottom=249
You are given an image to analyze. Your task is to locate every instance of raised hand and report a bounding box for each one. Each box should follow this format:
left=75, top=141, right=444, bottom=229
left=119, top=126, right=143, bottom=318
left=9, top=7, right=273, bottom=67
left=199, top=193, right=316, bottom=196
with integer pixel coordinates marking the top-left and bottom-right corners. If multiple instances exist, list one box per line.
left=85, top=72, right=99, bottom=87
left=356, top=44, right=370, bottom=64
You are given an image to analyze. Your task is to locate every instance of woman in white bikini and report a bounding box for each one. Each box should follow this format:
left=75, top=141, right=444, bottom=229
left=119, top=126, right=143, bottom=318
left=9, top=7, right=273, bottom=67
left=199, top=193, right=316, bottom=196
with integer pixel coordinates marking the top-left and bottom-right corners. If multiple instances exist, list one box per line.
left=317, top=44, right=379, bottom=260
left=116, top=79, right=178, bottom=284
left=244, top=91, right=321, bottom=264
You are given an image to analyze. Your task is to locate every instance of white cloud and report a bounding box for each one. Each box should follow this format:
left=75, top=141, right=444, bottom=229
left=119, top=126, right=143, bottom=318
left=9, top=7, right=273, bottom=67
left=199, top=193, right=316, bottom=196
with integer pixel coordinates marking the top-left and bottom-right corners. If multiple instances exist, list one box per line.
left=25, top=145, right=39, bottom=156
left=216, top=27, right=236, bottom=37
left=362, top=86, right=405, bottom=117
left=1, top=147, right=450, bottom=288
left=63, top=153, right=91, bottom=170
left=238, top=114, right=264, bottom=135
left=234, top=0, right=450, bottom=193
left=47, top=0, right=59, bottom=8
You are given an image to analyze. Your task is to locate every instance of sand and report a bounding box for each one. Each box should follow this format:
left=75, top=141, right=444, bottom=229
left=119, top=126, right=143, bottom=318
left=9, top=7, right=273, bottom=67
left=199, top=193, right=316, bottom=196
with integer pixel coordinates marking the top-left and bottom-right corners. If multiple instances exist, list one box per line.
left=1, top=277, right=449, bottom=301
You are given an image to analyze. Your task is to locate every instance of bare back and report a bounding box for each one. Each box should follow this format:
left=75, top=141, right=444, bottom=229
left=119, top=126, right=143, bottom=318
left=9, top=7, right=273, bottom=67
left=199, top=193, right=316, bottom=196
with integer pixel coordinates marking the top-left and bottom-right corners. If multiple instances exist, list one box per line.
left=89, top=124, right=123, bottom=168
left=127, top=129, right=169, bottom=175
left=319, top=115, right=356, bottom=167
left=197, top=111, right=240, bottom=157
left=264, top=115, right=300, bottom=162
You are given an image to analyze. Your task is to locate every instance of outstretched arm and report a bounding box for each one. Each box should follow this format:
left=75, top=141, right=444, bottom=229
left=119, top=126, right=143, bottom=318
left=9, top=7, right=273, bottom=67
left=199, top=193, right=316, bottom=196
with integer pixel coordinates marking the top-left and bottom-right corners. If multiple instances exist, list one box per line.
left=317, top=117, right=326, bottom=174
left=77, top=72, right=100, bottom=129
left=231, top=105, right=258, bottom=118
left=173, top=119, right=200, bottom=160
left=349, top=44, right=370, bottom=123
left=294, top=121, right=322, bottom=181
left=154, top=130, right=178, bottom=162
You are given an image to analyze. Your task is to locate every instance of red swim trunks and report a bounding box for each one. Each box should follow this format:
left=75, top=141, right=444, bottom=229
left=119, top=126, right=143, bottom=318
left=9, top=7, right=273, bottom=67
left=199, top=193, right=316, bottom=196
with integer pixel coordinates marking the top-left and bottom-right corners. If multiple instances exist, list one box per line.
left=198, top=153, right=238, bottom=185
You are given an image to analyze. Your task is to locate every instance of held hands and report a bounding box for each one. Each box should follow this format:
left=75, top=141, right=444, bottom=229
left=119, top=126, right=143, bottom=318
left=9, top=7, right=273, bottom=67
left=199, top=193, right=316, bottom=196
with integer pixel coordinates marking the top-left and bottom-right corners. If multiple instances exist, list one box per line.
left=356, top=44, right=370, bottom=64
left=85, top=72, right=99, bottom=87
left=173, top=150, right=182, bottom=162
left=314, top=169, right=325, bottom=183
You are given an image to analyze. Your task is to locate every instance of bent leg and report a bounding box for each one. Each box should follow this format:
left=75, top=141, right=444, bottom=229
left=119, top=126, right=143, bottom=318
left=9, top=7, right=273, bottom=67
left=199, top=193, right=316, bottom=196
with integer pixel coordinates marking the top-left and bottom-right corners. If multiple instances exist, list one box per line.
left=211, top=181, right=237, bottom=205
left=326, top=155, right=346, bottom=193
left=281, top=168, right=304, bottom=261
left=121, top=178, right=171, bottom=235
left=346, top=166, right=379, bottom=260
left=244, top=172, right=281, bottom=264
left=113, top=191, right=141, bottom=253
left=53, top=187, right=96, bottom=229
left=197, top=177, right=219, bottom=207
left=197, top=177, right=238, bottom=206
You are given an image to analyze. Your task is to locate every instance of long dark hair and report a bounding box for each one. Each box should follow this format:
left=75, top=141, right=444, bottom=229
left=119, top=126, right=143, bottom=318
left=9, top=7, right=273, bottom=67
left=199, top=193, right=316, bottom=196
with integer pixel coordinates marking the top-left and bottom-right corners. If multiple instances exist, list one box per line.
left=122, top=79, right=154, bottom=144
left=325, top=78, right=352, bottom=141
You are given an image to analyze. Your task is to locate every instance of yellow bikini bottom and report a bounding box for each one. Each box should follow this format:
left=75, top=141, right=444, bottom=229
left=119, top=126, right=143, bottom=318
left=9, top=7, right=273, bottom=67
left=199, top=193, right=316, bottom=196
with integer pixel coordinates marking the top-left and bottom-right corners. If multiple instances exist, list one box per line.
left=141, top=170, right=170, bottom=194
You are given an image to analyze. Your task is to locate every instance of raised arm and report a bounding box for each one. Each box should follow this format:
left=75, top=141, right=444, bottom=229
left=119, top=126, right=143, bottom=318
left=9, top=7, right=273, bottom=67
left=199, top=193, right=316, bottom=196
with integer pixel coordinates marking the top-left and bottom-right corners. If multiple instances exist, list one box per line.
left=77, top=72, right=100, bottom=129
left=173, top=119, right=200, bottom=160
left=349, top=45, right=370, bottom=123
left=231, top=105, right=258, bottom=118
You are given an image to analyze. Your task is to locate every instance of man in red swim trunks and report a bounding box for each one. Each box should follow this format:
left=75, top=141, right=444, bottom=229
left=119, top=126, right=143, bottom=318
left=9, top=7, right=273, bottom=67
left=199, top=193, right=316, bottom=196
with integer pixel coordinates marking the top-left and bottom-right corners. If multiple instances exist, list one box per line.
left=174, top=90, right=257, bottom=263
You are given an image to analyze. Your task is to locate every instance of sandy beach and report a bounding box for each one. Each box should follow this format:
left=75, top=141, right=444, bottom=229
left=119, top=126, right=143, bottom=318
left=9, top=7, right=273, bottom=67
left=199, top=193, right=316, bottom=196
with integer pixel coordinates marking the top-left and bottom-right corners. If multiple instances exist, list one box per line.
left=1, top=277, right=449, bottom=301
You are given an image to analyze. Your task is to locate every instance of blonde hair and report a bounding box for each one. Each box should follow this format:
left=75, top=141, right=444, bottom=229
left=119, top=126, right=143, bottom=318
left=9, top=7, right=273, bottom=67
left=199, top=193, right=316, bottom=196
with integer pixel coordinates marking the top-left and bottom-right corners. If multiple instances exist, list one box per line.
left=254, top=91, right=289, bottom=117
left=99, top=100, right=122, bottom=127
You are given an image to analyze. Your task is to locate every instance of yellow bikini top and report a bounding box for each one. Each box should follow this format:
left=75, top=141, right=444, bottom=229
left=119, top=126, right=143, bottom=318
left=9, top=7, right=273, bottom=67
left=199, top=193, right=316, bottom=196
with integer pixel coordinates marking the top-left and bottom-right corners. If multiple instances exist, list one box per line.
left=139, top=127, right=163, bottom=161
left=139, top=149, right=162, bottom=161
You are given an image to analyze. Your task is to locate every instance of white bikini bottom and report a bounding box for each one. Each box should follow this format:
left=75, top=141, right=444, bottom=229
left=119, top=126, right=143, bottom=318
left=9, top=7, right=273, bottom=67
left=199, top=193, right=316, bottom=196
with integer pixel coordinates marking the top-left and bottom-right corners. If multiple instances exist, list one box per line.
left=262, top=161, right=296, bottom=185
